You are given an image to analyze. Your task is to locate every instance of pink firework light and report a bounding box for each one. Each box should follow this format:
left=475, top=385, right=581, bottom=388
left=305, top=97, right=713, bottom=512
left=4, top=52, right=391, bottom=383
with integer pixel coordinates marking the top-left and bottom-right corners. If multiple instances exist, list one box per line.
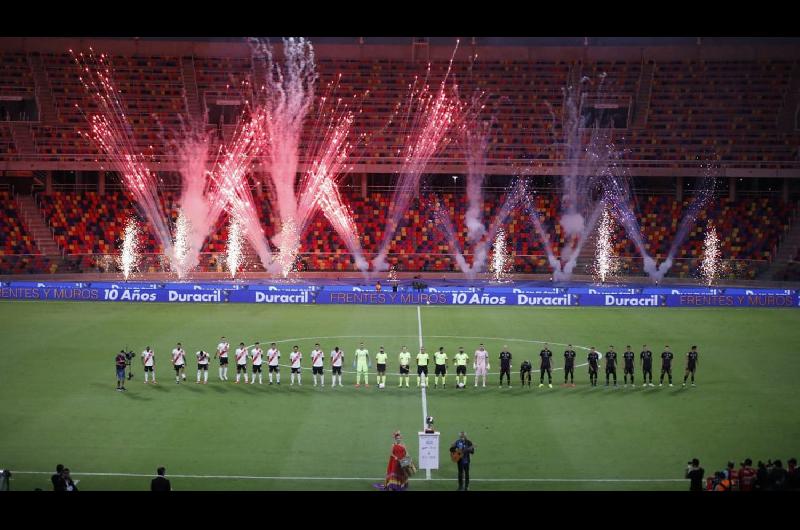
left=72, top=49, right=175, bottom=267
left=372, top=40, right=476, bottom=272
left=208, top=100, right=276, bottom=272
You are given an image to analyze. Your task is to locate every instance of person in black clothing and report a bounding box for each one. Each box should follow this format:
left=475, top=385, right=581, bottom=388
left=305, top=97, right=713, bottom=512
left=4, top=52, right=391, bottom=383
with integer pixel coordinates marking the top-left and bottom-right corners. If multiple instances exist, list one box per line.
left=622, top=345, right=635, bottom=387
left=563, top=345, right=576, bottom=386
left=61, top=468, right=78, bottom=491
left=499, top=346, right=512, bottom=388
left=539, top=343, right=553, bottom=388
left=686, top=458, right=704, bottom=492
left=587, top=348, right=600, bottom=386
left=787, top=458, right=799, bottom=490
left=640, top=345, right=654, bottom=387
left=449, top=432, right=475, bottom=491
left=660, top=346, right=674, bottom=387
left=755, top=461, right=770, bottom=490
left=151, top=467, right=171, bottom=492
left=683, top=345, right=699, bottom=387
left=520, top=360, right=532, bottom=387
left=605, top=346, right=618, bottom=386
left=116, top=350, right=128, bottom=392
left=51, top=464, right=64, bottom=491
left=768, top=460, right=788, bottom=490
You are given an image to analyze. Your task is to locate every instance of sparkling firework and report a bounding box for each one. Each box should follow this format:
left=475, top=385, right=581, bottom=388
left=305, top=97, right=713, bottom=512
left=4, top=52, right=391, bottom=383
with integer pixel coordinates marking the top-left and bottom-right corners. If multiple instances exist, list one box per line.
left=316, top=178, right=368, bottom=272
left=488, top=228, right=512, bottom=283
left=171, top=211, right=193, bottom=279
left=274, top=217, right=300, bottom=278
left=116, top=218, right=141, bottom=281
left=593, top=207, right=620, bottom=283
left=72, top=49, right=174, bottom=267
left=373, top=41, right=477, bottom=271
left=700, top=224, right=721, bottom=286
left=225, top=214, right=245, bottom=279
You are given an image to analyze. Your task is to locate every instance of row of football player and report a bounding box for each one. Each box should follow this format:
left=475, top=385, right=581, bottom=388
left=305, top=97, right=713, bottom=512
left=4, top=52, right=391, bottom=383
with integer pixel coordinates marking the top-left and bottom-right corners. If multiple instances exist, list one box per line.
left=134, top=339, right=700, bottom=388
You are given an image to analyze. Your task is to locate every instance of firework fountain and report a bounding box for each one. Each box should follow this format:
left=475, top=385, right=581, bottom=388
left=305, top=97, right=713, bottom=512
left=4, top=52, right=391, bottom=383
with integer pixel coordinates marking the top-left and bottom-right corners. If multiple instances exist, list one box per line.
left=225, top=214, right=245, bottom=279
left=372, top=42, right=472, bottom=272
left=116, top=218, right=142, bottom=281
left=593, top=206, right=620, bottom=283
left=487, top=228, right=512, bottom=282
left=73, top=49, right=176, bottom=271
left=700, top=223, right=721, bottom=286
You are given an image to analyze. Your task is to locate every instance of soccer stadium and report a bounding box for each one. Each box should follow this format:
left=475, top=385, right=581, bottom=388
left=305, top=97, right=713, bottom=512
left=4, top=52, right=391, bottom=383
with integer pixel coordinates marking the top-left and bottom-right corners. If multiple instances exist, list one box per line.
left=1, top=36, right=799, bottom=492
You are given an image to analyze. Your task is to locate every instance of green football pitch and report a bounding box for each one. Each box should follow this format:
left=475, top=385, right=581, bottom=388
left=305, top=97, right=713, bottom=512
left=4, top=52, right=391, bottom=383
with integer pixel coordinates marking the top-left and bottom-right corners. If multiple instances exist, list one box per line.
left=1, top=300, right=799, bottom=491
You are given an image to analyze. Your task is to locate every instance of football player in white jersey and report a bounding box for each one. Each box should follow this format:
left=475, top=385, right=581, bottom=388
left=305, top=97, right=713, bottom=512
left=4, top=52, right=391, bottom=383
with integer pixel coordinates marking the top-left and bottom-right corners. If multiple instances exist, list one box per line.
left=330, top=346, right=344, bottom=387
left=172, top=342, right=187, bottom=384
left=196, top=349, right=210, bottom=384
left=267, top=342, right=281, bottom=385
left=234, top=342, right=249, bottom=384
left=141, top=346, right=156, bottom=384
left=474, top=343, right=489, bottom=387
left=250, top=342, right=264, bottom=384
left=214, top=336, right=230, bottom=381
left=289, top=345, right=302, bottom=386
left=311, top=343, right=325, bottom=387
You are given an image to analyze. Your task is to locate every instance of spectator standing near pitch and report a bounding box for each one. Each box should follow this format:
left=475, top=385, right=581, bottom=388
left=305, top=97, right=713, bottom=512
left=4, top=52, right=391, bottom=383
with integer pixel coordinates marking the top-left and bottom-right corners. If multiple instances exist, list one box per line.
left=738, top=459, right=756, bottom=491
left=539, top=344, right=552, bottom=388
left=787, top=458, right=799, bottom=490
left=151, top=467, right=171, bottom=492
left=604, top=345, right=618, bottom=387
left=61, top=468, right=78, bottom=492
left=563, top=345, right=576, bottom=386
left=683, top=345, right=699, bottom=387
left=686, top=458, right=704, bottom=492
left=640, top=345, right=654, bottom=386
left=499, top=345, right=512, bottom=388
left=142, top=346, right=156, bottom=384
left=51, top=464, right=64, bottom=491
left=450, top=432, right=475, bottom=491
left=115, top=350, right=127, bottom=392
left=768, top=459, right=788, bottom=490
left=660, top=346, right=674, bottom=387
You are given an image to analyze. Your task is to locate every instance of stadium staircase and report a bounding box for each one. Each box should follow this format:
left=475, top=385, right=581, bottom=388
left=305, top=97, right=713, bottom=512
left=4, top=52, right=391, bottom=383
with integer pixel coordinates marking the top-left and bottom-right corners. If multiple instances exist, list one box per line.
left=777, top=63, right=800, bottom=132
left=27, top=53, right=59, bottom=124
left=762, top=201, right=800, bottom=279
left=9, top=123, right=35, bottom=154
left=630, top=61, right=655, bottom=128
left=15, top=194, right=60, bottom=255
left=180, top=56, right=204, bottom=123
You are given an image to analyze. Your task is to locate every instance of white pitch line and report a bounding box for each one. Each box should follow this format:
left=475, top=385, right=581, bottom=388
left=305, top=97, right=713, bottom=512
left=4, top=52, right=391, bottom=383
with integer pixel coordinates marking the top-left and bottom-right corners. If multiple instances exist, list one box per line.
left=9, top=470, right=684, bottom=483
left=417, top=305, right=431, bottom=481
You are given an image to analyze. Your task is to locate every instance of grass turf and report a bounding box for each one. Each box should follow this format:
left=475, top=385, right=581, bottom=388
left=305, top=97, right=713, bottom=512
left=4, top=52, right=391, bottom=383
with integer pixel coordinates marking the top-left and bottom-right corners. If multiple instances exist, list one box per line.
left=1, top=301, right=798, bottom=491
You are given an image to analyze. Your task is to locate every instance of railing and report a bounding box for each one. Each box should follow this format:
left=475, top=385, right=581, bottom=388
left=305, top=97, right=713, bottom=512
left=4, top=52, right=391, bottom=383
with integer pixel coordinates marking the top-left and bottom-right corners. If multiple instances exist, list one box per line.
left=0, top=252, right=774, bottom=282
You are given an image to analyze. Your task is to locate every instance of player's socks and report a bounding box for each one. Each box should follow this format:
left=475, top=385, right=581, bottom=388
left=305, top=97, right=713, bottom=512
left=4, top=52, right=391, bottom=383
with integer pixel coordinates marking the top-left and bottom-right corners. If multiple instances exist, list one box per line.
left=276, top=374, right=280, bottom=384
left=244, top=374, right=249, bottom=384
left=321, top=375, right=325, bottom=386
left=269, top=373, right=273, bottom=383
left=313, top=375, right=317, bottom=386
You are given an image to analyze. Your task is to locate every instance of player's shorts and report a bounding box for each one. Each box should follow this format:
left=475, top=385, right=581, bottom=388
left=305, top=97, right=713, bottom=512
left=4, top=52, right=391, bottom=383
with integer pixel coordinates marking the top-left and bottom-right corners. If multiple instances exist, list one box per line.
left=624, top=364, right=634, bottom=374
left=456, top=365, right=467, bottom=375
left=198, top=364, right=209, bottom=371
left=116, top=367, right=126, bottom=380
left=589, top=365, right=598, bottom=374
left=291, top=367, right=301, bottom=374
left=312, top=366, right=324, bottom=375
left=252, top=365, right=262, bottom=373
left=435, top=364, right=446, bottom=376
left=475, top=364, right=487, bottom=376
left=605, top=366, right=616, bottom=373
left=219, top=357, right=229, bottom=365
left=687, top=364, right=697, bottom=372
left=564, top=364, right=574, bottom=372
left=643, top=363, right=653, bottom=372
left=376, top=364, right=386, bottom=373
left=399, top=365, right=409, bottom=375
left=501, top=365, right=511, bottom=373
left=332, top=366, right=342, bottom=375
left=539, top=364, right=550, bottom=373
left=417, top=365, right=428, bottom=376
left=661, top=365, right=672, bottom=373
left=174, top=364, right=185, bottom=373
left=236, top=364, right=247, bottom=373
left=269, top=365, right=279, bottom=373
left=144, top=365, right=154, bottom=372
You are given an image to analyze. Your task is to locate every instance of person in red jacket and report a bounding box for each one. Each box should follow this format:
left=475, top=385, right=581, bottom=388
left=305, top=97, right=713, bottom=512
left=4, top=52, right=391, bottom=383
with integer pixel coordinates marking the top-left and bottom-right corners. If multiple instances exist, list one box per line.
left=738, top=458, right=756, bottom=491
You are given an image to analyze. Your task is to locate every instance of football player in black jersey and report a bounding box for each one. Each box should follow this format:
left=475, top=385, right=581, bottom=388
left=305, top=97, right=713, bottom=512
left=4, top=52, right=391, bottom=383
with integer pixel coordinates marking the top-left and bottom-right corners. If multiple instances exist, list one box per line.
left=622, top=345, right=636, bottom=387
left=539, top=343, right=553, bottom=388
left=604, top=345, right=618, bottom=387
left=499, top=346, right=512, bottom=388
left=640, top=345, right=654, bottom=387
left=563, top=345, right=576, bottom=387
left=587, top=347, right=600, bottom=387
left=659, top=345, right=674, bottom=387
left=520, top=359, right=532, bottom=387
left=683, top=345, right=699, bottom=387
